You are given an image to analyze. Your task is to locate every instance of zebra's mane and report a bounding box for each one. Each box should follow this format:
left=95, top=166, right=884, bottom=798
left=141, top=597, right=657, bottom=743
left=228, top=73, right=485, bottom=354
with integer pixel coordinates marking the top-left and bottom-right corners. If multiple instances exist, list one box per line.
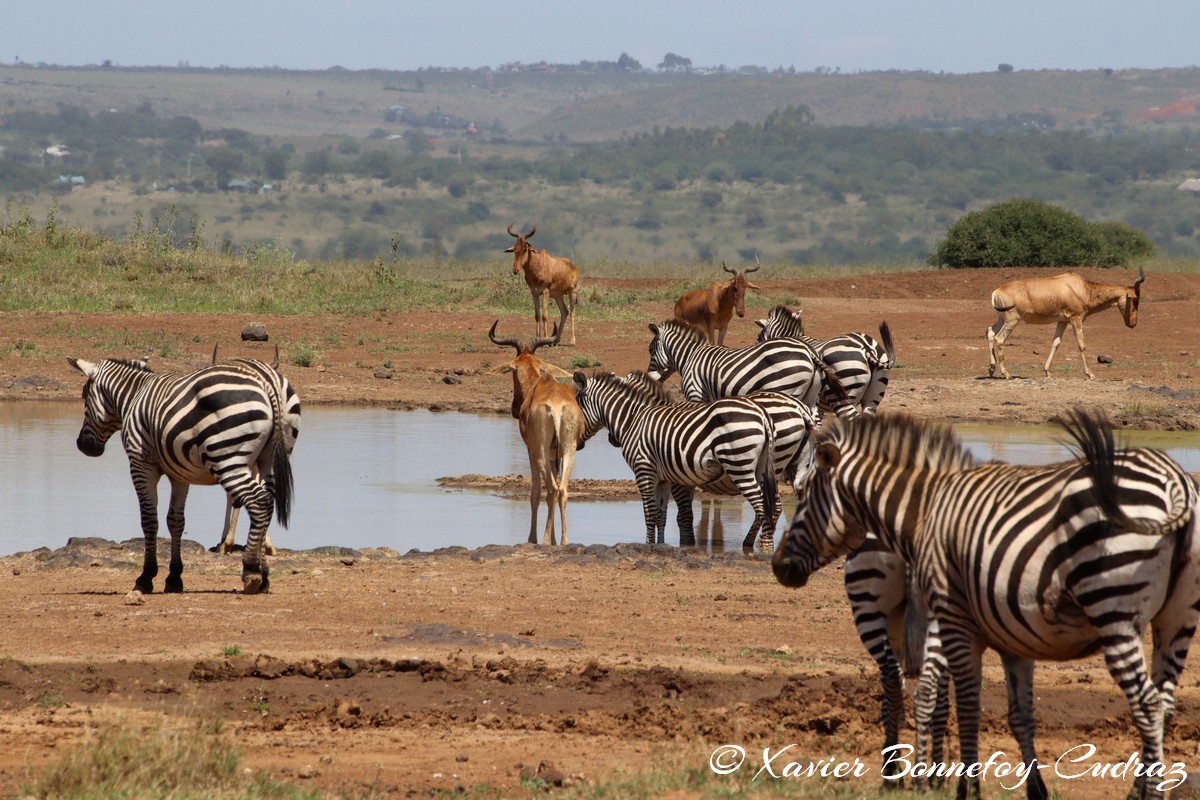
left=622, top=369, right=676, bottom=404
left=822, top=412, right=976, bottom=474
left=107, top=357, right=153, bottom=373
left=659, top=318, right=707, bottom=345
left=591, top=370, right=670, bottom=406
left=768, top=304, right=798, bottom=318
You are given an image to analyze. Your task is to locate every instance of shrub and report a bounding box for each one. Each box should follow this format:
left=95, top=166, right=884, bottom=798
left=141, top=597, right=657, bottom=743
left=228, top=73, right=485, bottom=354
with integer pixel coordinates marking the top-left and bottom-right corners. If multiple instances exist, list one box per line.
left=928, top=198, right=1153, bottom=268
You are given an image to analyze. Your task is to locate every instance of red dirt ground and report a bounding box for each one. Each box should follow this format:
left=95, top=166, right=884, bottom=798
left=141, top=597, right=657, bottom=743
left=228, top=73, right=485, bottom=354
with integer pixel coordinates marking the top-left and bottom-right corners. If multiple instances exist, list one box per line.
left=1, top=268, right=1199, bottom=798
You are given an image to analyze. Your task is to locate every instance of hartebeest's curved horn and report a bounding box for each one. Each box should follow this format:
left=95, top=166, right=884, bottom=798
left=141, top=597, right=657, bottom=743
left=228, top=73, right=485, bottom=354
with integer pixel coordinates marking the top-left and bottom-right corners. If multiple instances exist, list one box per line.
left=1134, top=265, right=1146, bottom=290
left=527, top=322, right=561, bottom=354
left=525, top=225, right=536, bottom=239
left=488, top=320, right=523, bottom=353
left=746, top=255, right=761, bottom=274
left=506, top=223, right=520, bottom=238
left=722, top=260, right=734, bottom=275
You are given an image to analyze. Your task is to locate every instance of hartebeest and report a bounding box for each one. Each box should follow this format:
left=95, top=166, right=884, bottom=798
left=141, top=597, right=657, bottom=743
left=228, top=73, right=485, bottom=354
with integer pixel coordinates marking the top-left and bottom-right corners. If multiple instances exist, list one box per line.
left=987, top=266, right=1145, bottom=380
left=673, top=260, right=762, bottom=345
left=504, top=224, right=580, bottom=346
left=489, top=320, right=583, bottom=545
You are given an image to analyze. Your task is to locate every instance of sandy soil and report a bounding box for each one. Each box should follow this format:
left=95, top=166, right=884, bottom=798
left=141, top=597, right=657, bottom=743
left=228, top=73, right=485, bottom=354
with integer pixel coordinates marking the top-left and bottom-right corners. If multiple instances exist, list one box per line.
left=2, top=268, right=1200, bottom=798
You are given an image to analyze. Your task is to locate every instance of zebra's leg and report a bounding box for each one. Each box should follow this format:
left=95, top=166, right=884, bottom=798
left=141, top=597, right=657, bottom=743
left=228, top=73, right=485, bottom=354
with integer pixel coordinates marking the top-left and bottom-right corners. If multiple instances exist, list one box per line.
left=654, top=483, right=670, bottom=544
left=941, top=627, right=986, bottom=800
left=163, top=479, right=191, bottom=593
left=635, top=473, right=662, bottom=544
left=1097, top=630, right=1167, bottom=800
left=671, top=484, right=696, bottom=547
left=999, top=652, right=1049, bottom=800
left=243, top=465, right=277, bottom=555
left=844, top=549, right=906, bottom=786
left=220, top=466, right=275, bottom=595
left=1149, top=590, right=1200, bottom=731
left=215, top=496, right=239, bottom=554
left=129, top=462, right=163, bottom=593
left=912, top=615, right=949, bottom=790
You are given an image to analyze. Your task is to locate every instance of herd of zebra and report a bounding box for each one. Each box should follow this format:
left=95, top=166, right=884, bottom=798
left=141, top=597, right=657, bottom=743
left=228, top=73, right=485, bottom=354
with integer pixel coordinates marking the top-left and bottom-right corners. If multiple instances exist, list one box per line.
left=61, top=290, right=1199, bottom=799
left=564, top=307, right=1197, bottom=799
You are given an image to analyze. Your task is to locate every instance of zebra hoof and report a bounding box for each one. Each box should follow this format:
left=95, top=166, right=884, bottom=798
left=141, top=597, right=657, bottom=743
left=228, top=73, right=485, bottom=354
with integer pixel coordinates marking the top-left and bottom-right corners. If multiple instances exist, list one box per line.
left=242, top=572, right=269, bottom=595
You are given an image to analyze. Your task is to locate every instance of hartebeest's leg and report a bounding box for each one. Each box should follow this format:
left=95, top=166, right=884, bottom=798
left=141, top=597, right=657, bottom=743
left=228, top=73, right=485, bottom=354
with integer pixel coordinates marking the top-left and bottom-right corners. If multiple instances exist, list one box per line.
left=526, top=437, right=543, bottom=544
left=987, top=315, right=1020, bottom=378
left=1042, top=320, right=1069, bottom=378
left=1066, top=316, right=1095, bottom=380
left=550, top=292, right=574, bottom=347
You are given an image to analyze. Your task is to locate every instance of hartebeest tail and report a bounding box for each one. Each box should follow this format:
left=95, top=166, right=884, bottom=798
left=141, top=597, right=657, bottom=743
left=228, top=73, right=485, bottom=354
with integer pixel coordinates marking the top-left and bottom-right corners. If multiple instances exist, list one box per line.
left=987, top=266, right=1145, bottom=379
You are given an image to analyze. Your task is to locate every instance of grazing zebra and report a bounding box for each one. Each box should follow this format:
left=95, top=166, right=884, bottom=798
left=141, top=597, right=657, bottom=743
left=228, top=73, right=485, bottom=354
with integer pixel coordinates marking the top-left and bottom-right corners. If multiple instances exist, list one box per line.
left=755, top=304, right=895, bottom=417
left=69, top=356, right=301, bottom=595
left=773, top=410, right=1199, bottom=800
left=645, top=319, right=852, bottom=416
left=572, top=370, right=778, bottom=550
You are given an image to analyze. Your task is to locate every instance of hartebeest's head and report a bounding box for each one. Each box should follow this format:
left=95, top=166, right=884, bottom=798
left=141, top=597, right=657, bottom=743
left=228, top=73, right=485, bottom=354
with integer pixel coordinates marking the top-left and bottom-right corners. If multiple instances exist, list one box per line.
left=1118, top=265, right=1146, bottom=328
left=723, top=258, right=762, bottom=319
left=488, top=320, right=569, bottom=420
left=504, top=223, right=536, bottom=275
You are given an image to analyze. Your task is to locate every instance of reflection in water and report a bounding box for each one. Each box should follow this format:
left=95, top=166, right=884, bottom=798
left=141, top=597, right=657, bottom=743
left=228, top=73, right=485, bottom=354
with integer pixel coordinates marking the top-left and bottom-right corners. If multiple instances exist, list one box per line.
left=0, top=403, right=1197, bottom=558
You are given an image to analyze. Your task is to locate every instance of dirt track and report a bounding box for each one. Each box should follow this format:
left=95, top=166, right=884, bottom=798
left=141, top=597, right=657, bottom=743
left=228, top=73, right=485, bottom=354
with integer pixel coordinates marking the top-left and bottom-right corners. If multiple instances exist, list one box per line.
left=2, top=268, right=1200, bottom=798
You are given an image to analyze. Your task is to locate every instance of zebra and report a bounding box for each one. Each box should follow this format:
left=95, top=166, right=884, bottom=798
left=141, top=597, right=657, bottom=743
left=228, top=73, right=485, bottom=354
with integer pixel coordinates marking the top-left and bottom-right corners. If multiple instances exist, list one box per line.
left=69, top=356, right=301, bottom=595
left=622, top=370, right=820, bottom=490
left=773, top=409, right=1199, bottom=800
left=572, top=370, right=779, bottom=550
left=645, top=319, right=853, bottom=417
left=755, top=304, right=895, bottom=417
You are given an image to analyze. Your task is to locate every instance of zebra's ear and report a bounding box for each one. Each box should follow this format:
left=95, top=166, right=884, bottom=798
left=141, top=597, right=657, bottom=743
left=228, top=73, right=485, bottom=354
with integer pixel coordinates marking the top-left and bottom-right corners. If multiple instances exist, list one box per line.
left=573, top=371, right=587, bottom=391
left=647, top=322, right=659, bottom=336
left=815, top=441, right=841, bottom=472
left=67, top=357, right=96, bottom=377
left=753, top=319, right=766, bottom=330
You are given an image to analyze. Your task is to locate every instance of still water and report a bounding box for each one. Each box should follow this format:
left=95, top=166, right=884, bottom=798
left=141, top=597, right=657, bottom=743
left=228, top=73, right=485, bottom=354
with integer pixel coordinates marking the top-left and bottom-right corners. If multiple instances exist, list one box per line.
left=2, top=403, right=1198, bottom=557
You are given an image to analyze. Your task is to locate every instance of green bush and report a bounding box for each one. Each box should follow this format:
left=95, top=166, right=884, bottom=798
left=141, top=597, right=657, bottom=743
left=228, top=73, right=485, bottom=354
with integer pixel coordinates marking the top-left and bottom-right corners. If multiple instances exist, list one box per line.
left=928, top=198, right=1154, bottom=268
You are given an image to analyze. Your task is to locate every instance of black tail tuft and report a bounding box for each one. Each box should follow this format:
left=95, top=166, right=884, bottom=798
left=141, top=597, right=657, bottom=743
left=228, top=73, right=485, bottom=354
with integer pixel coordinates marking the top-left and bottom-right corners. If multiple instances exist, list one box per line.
left=273, top=441, right=293, bottom=529
left=878, top=320, right=896, bottom=364
left=1058, top=406, right=1133, bottom=529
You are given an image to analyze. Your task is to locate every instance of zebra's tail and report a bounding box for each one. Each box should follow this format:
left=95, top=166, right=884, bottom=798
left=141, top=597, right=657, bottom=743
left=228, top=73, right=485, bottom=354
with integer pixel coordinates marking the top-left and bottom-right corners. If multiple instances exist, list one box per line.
left=817, top=359, right=854, bottom=416
left=273, top=437, right=293, bottom=529
left=758, top=418, right=779, bottom=535
left=877, top=320, right=896, bottom=367
left=1059, top=406, right=1192, bottom=536
left=900, top=567, right=929, bottom=677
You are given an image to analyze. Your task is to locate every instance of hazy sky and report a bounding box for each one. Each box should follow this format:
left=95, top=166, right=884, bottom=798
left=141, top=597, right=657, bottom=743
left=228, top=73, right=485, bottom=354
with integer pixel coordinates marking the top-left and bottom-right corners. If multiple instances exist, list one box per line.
left=5, top=0, right=1197, bottom=74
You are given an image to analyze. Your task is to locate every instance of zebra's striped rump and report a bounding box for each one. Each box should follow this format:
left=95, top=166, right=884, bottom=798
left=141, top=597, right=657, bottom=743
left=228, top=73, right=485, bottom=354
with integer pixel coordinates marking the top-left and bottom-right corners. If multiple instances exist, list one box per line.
left=573, top=370, right=778, bottom=550
left=646, top=318, right=847, bottom=414
left=756, top=305, right=896, bottom=418
left=775, top=410, right=1200, bottom=800
left=70, top=356, right=301, bottom=596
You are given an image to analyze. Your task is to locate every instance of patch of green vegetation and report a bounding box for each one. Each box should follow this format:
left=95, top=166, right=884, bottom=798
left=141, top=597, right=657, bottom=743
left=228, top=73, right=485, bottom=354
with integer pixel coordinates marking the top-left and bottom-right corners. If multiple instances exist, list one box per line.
left=221, top=644, right=242, bottom=657
left=23, top=717, right=318, bottom=800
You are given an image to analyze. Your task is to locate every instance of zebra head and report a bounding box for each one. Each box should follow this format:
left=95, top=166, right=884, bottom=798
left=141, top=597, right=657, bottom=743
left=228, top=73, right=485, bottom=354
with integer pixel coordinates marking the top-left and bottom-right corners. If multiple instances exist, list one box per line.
left=757, top=305, right=804, bottom=342
left=67, top=357, right=148, bottom=457
left=572, top=371, right=609, bottom=445
left=772, top=431, right=867, bottom=589
left=646, top=321, right=694, bottom=382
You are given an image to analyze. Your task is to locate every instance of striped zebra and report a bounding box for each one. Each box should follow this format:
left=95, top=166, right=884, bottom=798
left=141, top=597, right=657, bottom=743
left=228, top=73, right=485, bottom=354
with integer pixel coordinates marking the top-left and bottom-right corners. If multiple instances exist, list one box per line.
left=645, top=319, right=852, bottom=416
left=773, top=410, right=1199, bottom=800
left=69, top=356, right=301, bottom=595
left=572, top=370, right=779, bottom=550
left=755, top=304, right=895, bottom=417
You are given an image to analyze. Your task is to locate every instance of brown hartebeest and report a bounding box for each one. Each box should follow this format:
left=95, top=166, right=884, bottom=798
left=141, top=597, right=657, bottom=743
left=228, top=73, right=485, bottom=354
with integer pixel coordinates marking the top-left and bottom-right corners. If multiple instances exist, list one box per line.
left=673, top=260, right=762, bottom=346
left=987, top=266, right=1145, bottom=380
left=489, top=320, right=583, bottom=545
left=504, top=224, right=580, bottom=346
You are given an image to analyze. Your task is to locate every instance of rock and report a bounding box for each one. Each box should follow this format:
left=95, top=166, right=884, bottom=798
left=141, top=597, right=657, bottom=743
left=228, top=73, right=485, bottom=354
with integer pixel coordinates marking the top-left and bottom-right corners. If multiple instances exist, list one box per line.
left=241, top=322, right=269, bottom=342
left=373, top=369, right=393, bottom=379
left=443, top=375, right=462, bottom=385
left=1096, top=354, right=1113, bottom=364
